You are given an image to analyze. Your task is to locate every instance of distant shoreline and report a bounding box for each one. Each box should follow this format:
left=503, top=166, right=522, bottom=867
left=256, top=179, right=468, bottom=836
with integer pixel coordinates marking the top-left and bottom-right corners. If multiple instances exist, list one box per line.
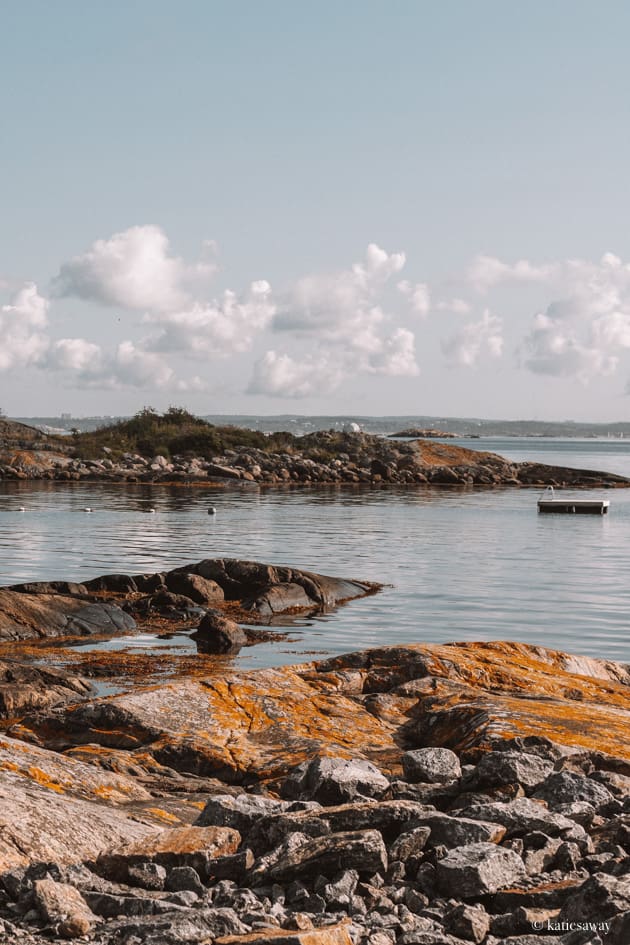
left=10, top=413, right=630, bottom=439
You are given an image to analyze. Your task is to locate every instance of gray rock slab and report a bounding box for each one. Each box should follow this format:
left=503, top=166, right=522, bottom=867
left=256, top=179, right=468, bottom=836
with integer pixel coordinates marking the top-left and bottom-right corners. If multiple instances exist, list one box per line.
left=436, top=842, right=526, bottom=898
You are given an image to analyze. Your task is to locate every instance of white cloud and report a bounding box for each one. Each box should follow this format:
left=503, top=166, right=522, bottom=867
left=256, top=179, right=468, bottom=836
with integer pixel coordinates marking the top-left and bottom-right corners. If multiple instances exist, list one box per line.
left=523, top=313, right=618, bottom=379
left=442, top=310, right=503, bottom=367
left=466, top=254, right=557, bottom=293
left=47, top=338, right=102, bottom=372
left=367, top=328, right=419, bottom=376
left=398, top=280, right=431, bottom=316
left=0, top=283, right=50, bottom=370
left=146, top=280, right=276, bottom=355
left=248, top=350, right=342, bottom=398
left=257, top=243, right=418, bottom=396
left=52, top=225, right=216, bottom=313
left=436, top=298, right=471, bottom=314
left=44, top=337, right=205, bottom=391
left=513, top=253, right=630, bottom=380
left=274, top=243, right=406, bottom=335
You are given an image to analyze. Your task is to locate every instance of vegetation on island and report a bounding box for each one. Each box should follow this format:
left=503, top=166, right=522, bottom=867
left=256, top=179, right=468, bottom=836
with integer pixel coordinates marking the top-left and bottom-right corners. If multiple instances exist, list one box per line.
left=68, top=406, right=298, bottom=460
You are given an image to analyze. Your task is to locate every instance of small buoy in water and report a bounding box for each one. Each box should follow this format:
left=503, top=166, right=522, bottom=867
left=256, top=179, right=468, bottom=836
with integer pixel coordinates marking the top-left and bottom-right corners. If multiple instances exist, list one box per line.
left=208, top=506, right=217, bottom=515
left=83, top=507, right=92, bottom=513
left=18, top=506, right=25, bottom=512
left=147, top=508, right=156, bottom=513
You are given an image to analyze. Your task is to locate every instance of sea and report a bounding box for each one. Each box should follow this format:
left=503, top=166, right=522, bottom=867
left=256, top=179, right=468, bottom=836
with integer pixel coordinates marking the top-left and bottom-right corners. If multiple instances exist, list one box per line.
left=1, top=437, right=630, bottom=669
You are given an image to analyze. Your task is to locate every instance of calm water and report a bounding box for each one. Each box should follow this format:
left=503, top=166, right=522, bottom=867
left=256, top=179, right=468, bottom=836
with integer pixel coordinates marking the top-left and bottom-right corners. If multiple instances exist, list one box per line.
left=1, top=437, right=630, bottom=668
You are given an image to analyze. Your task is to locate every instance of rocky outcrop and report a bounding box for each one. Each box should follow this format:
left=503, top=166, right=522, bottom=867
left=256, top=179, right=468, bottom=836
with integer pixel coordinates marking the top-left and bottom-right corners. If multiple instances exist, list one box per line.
left=2, top=429, right=627, bottom=487
left=15, top=641, right=630, bottom=786
left=388, top=428, right=459, bottom=438
left=0, top=644, right=630, bottom=945
left=0, top=762, right=158, bottom=873
left=0, top=560, right=377, bottom=652
left=0, top=660, right=92, bottom=718
left=0, top=588, right=135, bottom=642
left=1, top=639, right=630, bottom=941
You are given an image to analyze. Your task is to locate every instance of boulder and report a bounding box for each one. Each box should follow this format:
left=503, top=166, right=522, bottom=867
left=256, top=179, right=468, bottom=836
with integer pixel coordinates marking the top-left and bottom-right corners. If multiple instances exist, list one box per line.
left=255, top=829, right=388, bottom=882
left=388, top=825, right=431, bottom=862
left=402, top=747, right=462, bottom=783
left=248, top=583, right=314, bottom=616
left=95, top=825, right=241, bottom=882
left=195, top=793, right=288, bottom=834
left=533, top=771, right=615, bottom=810
left=436, top=842, right=527, bottom=897
left=246, top=800, right=434, bottom=855
left=33, top=878, right=97, bottom=934
left=284, top=756, right=390, bottom=805
left=165, top=571, right=225, bottom=604
left=559, top=873, right=630, bottom=922
left=193, top=613, right=247, bottom=654
left=462, top=798, right=585, bottom=839
left=417, top=812, right=506, bottom=848
left=444, top=902, right=490, bottom=943
left=471, top=750, right=554, bottom=792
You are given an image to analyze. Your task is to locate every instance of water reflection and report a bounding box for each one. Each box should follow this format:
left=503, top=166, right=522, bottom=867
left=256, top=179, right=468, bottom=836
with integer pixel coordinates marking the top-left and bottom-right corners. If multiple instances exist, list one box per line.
left=1, top=452, right=630, bottom=666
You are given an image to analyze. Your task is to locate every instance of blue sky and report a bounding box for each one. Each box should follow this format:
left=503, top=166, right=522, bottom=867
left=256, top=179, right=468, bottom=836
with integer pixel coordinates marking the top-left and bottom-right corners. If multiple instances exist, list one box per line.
left=3, top=1, right=630, bottom=419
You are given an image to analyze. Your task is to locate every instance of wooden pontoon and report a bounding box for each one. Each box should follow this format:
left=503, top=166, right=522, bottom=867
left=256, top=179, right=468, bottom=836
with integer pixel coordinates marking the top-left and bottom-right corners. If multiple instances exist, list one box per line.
left=537, top=487, right=609, bottom=515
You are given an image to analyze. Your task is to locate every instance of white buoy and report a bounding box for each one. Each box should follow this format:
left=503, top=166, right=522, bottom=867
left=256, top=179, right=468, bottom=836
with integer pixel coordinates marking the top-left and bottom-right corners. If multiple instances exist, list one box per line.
left=147, top=508, right=156, bottom=513
left=83, top=507, right=92, bottom=513
left=208, top=506, right=217, bottom=515
left=18, top=506, right=25, bottom=512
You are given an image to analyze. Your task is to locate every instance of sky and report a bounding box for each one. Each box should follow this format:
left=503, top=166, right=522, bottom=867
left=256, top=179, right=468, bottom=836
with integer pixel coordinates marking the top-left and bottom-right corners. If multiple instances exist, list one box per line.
left=3, top=1, right=630, bottom=421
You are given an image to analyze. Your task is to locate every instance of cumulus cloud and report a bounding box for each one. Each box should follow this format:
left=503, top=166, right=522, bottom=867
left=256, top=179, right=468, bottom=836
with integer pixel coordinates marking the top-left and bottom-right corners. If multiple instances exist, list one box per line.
left=466, top=254, right=557, bottom=293
left=367, top=328, right=419, bottom=376
left=397, top=280, right=431, bottom=316
left=256, top=243, right=418, bottom=396
left=47, top=338, right=102, bottom=372
left=146, top=280, right=276, bottom=356
left=45, top=338, right=205, bottom=391
left=0, top=283, right=50, bottom=370
left=248, top=351, right=343, bottom=398
left=275, top=243, right=405, bottom=334
left=52, top=225, right=216, bottom=312
left=523, top=313, right=618, bottom=379
left=442, top=310, right=503, bottom=367
left=512, top=252, right=630, bottom=380
left=435, top=298, right=471, bottom=314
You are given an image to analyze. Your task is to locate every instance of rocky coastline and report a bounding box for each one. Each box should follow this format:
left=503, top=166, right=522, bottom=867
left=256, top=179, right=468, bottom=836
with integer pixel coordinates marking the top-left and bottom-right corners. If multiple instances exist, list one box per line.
left=1, top=429, right=629, bottom=488
left=0, top=559, right=629, bottom=944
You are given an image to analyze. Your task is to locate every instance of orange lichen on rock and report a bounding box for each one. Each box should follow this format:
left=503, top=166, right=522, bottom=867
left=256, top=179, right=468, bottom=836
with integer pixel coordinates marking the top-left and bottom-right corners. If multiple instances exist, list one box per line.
left=10, top=641, right=630, bottom=789
left=214, top=923, right=354, bottom=945
left=145, top=807, right=182, bottom=824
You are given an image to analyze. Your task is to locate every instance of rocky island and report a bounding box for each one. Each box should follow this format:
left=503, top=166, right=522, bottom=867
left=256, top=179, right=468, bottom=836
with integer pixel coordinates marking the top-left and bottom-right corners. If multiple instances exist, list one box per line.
left=0, top=409, right=628, bottom=488
left=0, top=556, right=629, bottom=944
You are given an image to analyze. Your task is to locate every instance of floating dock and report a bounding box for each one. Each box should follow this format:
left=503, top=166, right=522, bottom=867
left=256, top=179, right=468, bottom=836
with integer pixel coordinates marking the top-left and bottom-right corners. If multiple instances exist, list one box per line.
left=537, top=498, right=610, bottom=515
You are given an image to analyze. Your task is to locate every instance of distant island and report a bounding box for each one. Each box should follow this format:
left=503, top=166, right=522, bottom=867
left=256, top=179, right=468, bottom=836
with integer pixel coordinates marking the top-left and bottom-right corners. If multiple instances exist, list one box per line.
left=0, top=408, right=628, bottom=489
left=8, top=411, right=630, bottom=439
left=388, top=428, right=459, bottom=439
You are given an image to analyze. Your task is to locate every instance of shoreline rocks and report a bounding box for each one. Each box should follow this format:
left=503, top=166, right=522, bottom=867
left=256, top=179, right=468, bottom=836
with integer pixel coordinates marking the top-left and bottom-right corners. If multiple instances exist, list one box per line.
left=0, top=639, right=629, bottom=941
left=0, top=644, right=630, bottom=945
left=0, top=559, right=379, bottom=652
left=1, top=430, right=628, bottom=488
left=0, top=540, right=629, bottom=945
